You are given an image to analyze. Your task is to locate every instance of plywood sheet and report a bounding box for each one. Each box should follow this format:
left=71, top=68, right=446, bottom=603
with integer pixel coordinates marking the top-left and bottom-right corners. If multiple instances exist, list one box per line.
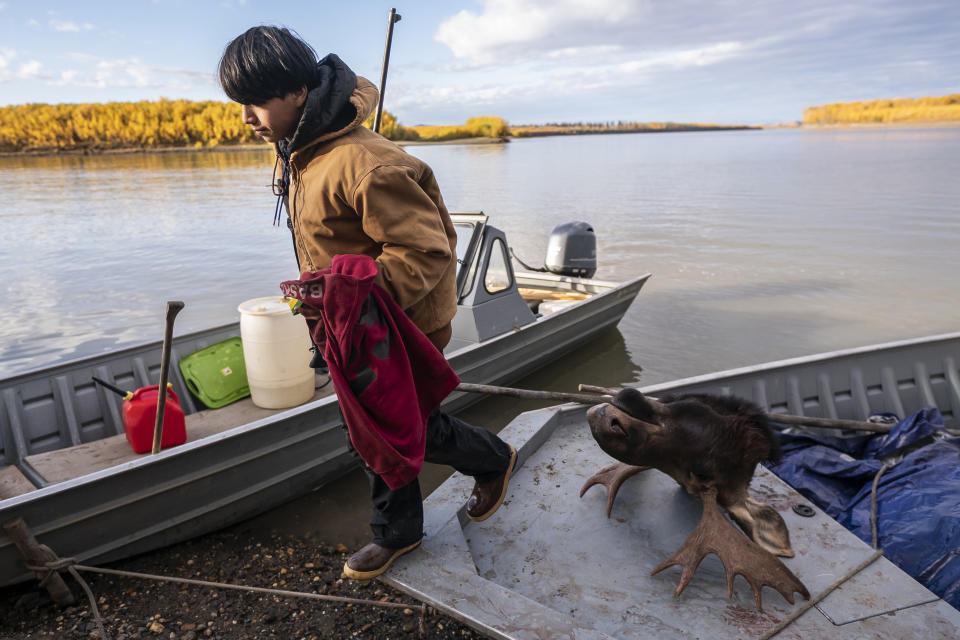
left=0, top=465, right=37, bottom=499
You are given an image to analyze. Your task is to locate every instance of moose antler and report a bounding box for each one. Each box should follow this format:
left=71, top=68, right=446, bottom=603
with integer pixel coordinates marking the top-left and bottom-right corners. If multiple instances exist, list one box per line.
left=651, top=488, right=809, bottom=610
left=579, top=462, right=650, bottom=517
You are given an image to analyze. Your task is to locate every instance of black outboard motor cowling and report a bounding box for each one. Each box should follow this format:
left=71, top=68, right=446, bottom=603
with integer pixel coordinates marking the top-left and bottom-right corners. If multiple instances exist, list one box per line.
left=545, top=221, right=597, bottom=278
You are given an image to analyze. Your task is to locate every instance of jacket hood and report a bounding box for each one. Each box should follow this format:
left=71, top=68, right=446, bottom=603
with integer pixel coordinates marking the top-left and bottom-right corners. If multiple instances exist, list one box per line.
left=297, top=76, right=378, bottom=153
left=281, top=57, right=379, bottom=159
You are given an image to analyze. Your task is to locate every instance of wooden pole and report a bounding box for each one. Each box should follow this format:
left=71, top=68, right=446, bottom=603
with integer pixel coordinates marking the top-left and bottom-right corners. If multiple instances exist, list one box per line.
left=578, top=384, right=894, bottom=433
left=152, top=301, right=184, bottom=454
left=753, top=411, right=892, bottom=433
left=3, top=518, right=75, bottom=606
left=454, top=382, right=894, bottom=433
left=455, top=382, right=611, bottom=406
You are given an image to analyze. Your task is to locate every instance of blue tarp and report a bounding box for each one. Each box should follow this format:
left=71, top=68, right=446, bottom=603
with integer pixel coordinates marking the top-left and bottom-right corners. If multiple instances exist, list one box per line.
left=766, top=408, right=960, bottom=609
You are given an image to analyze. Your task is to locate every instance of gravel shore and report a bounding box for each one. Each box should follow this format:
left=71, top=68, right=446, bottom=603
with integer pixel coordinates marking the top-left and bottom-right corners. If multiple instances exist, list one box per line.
left=0, top=404, right=521, bottom=640
left=1, top=527, right=485, bottom=640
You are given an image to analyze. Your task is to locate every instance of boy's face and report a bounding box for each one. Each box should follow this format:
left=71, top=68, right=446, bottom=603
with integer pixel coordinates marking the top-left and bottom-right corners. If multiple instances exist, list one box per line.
left=241, top=87, right=307, bottom=143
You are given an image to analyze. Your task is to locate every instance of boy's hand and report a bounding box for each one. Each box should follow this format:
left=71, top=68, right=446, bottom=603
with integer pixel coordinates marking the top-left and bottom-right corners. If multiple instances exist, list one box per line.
left=296, top=305, right=323, bottom=321
left=287, top=297, right=323, bottom=321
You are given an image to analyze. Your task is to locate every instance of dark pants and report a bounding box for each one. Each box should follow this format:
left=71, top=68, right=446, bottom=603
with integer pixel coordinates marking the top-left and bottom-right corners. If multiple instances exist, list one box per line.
left=345, top=409, right=512, bottom=548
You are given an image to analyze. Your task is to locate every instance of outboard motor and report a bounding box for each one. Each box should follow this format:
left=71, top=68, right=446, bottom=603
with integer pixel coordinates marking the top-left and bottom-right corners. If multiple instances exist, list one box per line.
left=545, top=221, right=597, bottom=278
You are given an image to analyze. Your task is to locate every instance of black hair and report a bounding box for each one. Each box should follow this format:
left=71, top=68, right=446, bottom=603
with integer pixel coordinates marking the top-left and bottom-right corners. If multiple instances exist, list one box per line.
left=218, top=26, right=319, bottom=105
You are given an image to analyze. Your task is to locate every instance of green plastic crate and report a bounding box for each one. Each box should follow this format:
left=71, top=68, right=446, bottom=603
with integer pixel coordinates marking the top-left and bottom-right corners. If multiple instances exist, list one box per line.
left=178, top=337, right=250, bottom=409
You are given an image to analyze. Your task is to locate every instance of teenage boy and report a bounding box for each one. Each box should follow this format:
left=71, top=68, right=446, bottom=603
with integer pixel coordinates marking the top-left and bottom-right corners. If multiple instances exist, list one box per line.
left=218, top=26, right=516, bottom=580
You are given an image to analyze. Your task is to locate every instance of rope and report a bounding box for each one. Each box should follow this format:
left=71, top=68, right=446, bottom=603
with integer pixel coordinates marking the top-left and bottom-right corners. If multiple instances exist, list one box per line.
left=26, top=557, right=429, bottom=637
left=756, top=549, right=884, bottom=640
left=67, top=565, right=110, bottom=640
left=758, top=459, right=892, bottom=639
left=26, top=554, right=109, bottom=640
left=871, top=462, right=892, bottom=549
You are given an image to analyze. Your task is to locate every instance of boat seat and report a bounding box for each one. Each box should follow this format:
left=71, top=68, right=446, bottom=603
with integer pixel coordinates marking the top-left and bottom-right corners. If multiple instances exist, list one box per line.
left=0, top=465, right=38, bottom=500
left=23, top=384, right=336, bottom=486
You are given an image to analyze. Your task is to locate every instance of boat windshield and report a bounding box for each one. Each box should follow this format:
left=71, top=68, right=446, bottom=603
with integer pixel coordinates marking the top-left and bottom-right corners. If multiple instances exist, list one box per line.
left=454, top=223, right=472, bottom=275
left=449, top=213, right=488, bottom=278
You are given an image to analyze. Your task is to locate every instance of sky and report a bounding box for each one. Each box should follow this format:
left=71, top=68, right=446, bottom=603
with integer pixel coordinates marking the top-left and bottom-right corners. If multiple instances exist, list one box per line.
left=0, top=0, right=958, bottom=125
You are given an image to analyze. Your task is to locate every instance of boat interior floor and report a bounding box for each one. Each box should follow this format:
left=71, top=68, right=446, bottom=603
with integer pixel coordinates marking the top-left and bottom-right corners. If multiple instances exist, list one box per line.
left=2, top=377, right=336, bottom=498
left=386, top=404, right=960, bottom=639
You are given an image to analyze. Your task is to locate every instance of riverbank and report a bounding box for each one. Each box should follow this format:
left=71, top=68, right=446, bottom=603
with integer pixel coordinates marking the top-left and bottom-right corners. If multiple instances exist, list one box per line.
left=23, top=121, right=955, bottom=158
left=796, top=121, right=960, bottom=130
left=0, top=143, right=272, bottom=158
left=397, top=135, right=508, bottom=146
left=0, top=531, right=483, bottom=640
left=512, top=124, right=758, bottom=137
left=0, top=126, right=749, bottom=157
left=0, top=137, right=510, bottom=158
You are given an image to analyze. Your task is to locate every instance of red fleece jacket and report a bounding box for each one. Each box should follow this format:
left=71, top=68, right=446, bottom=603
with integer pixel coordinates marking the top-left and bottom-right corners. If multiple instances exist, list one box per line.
left=280, top=255, right=460, bottom=489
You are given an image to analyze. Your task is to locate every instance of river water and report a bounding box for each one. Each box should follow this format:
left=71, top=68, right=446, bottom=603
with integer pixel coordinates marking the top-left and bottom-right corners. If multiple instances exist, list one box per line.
left=2, top=126, right=958, bottom=540
left=1, top=127, right=958, bottom=406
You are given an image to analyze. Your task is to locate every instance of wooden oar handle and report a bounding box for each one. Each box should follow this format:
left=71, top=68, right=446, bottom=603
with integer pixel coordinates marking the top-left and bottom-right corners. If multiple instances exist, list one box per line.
left=165, top=300, right=185, bottom=322
left=152, top=301, right=185, bottom=454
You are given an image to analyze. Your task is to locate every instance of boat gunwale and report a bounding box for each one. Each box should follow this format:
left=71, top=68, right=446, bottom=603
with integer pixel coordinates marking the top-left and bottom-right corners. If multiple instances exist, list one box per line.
left=0, top=274, right=650, bottom=387
left=0, top=392, right=344, bottom=510
left=639, top=330, right=960, bottom=395
left=0, top=273, right=651, bottom=508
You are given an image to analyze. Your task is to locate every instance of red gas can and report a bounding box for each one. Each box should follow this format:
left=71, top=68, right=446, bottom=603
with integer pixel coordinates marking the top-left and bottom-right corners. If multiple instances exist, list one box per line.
left=122, top=385, right=187, bottom=454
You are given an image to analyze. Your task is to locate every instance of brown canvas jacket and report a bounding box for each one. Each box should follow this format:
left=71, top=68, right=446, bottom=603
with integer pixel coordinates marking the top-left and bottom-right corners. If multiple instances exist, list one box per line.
left=282, top=77, right=458, bottom=337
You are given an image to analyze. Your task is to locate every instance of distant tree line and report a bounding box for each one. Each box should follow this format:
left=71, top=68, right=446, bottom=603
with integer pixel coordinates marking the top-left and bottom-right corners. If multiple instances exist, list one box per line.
left=2, top=96, right=773, bottom=153
left=361, top=112, right=510, bottom=141
left=0, top=100, right=510, bottom=153
left=0, top=100, right=260, bottom=152
left=803, top=94, right=960, bottom=125
left=510, top=121, right=753, bottom=136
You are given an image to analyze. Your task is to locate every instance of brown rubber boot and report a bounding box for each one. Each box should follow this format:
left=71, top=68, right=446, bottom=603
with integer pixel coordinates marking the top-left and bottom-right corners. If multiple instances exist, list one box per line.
left=341, top=540, right=422, bottom=581
left=466, top=445, right=518, bottom=522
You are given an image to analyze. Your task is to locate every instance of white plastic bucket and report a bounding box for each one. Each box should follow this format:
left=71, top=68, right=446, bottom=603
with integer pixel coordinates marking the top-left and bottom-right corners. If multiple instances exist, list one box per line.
left=237, top=296, right=316, bottom=409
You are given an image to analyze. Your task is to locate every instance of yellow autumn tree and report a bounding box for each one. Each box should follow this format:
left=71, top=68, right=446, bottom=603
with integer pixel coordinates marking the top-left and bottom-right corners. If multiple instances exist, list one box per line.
left=803, top=94, right=960, bottom=125
left=407, top=116, right=510, bottom=141
left=360, top=110, right=420, bottom=141
left=0, top=100, right=263, bottom=152
left=0, top=100, right=517, bottom=151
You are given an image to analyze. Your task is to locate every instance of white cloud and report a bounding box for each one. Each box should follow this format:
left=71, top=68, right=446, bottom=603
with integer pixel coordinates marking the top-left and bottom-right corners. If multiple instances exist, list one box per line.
left=397, top=37, right=753, bottom=119
left=52, top=70, right=78, bottom=86
left=545, top=44, right=625, bottom=60
left=44, top=56, right=216, bottom=91
left=425, top=0, right=874, bottom=120
left=17, top=60, right=45, bottom=79
left=50, top=19, right=95, bottom=32
left=64, top=52, right=101, bottom=63
left=619, top=42, right=745, bottom=73
left=2, top=46, right=215, bottom=93
left=423, top=2, right=756, bottom=115
left=436, top=0, right=640, bottom=63
left=96, top=59, right=152, bottom=88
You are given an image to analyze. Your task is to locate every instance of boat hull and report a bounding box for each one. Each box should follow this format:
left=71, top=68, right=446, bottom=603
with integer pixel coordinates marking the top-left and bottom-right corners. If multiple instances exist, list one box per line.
left=0, top=275, right=649, bottom=587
